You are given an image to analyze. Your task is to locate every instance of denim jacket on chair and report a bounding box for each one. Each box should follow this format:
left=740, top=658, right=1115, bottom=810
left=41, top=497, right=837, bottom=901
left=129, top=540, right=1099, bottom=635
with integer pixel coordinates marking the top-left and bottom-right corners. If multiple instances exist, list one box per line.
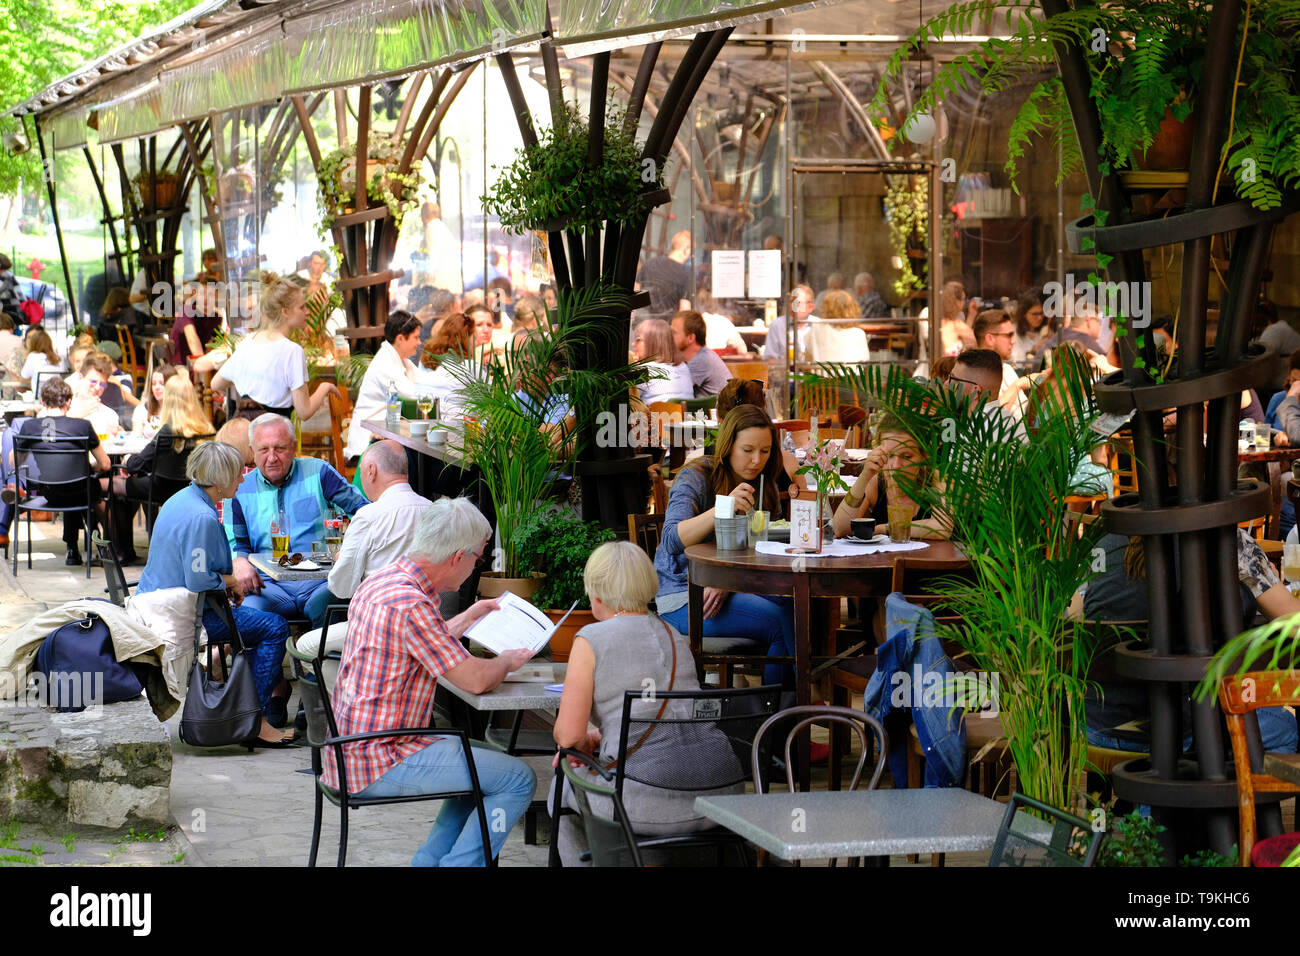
left=862, top=592, right=967, bottom=788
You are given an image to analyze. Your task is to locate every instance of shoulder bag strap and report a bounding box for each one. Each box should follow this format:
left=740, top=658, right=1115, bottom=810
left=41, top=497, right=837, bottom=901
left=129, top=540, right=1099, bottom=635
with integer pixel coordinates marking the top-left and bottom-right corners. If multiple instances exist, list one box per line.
left=605, top=619, right=677, bottom=770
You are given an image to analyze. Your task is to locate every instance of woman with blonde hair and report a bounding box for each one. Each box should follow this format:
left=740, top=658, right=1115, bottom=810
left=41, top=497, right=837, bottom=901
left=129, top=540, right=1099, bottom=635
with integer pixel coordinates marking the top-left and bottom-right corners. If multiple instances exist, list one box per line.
left=210, top=270, right=337, bottom=420
left=105, top=372, right=215, bottom=563
left=552, top=540, right=743, bottom=865
left=939, top=280, right=976, bottom=356
left=808, top=289, right=869, bottom=362
left=632, top=318, right=694, bottom=404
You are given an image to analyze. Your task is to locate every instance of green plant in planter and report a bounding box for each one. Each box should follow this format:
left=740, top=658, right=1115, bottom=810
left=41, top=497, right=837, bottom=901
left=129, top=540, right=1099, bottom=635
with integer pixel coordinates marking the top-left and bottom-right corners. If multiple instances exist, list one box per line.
left=481, top=99, right=661, bottom=235
left=441, top=282, right=650, bottom=577
left=872, top=0, right=1300, bottom=210
left=511, top=507, right=617, bottom=610
left=317, top=137, right=422, bottom=234
left=804, top=350, right=1108, bottom=811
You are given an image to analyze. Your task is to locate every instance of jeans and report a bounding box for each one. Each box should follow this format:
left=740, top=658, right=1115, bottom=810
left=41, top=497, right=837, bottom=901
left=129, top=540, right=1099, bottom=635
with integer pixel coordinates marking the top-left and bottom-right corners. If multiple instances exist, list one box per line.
left=202, top=605, right=289, bottom=713
left=242, top=576, right=332, bottom=627
left=661, top=593, right=796, bottom=687
left=355, top=737, right=536, bottom=867
left=1086, top=706, right=1298, bottom=754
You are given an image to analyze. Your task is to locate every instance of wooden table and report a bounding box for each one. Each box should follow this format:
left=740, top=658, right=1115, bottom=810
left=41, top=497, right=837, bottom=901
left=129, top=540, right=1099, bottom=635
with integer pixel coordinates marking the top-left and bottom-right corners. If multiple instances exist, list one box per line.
left=248, top=551, right=331, bottom=582
left=685, top=539, right=966, bottom=710
left=0, top=399, right=38, bottom=420
left=361, top=417, right=471, bottom=501
left=1239, top=447, right=1297, bottom=539
left=693, top=788, right=1017, bottom=862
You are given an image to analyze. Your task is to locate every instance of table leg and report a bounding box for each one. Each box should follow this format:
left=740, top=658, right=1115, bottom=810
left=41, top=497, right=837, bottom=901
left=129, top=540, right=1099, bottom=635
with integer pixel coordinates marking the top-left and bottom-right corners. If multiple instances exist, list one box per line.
left=794, top=574, right=812, bottom=790
left=688, top=580, right=704, bottom=683
left=1268, top=460, right=1282, bottom=539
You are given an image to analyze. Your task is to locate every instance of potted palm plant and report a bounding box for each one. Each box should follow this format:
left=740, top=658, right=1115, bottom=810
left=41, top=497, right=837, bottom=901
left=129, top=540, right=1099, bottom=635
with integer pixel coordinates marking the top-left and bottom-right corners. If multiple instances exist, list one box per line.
left=441, top=282, right=649, bottom=600
left=511, top=507, right=617, bottom=661
left=804, top=354, right=1110, bottom=811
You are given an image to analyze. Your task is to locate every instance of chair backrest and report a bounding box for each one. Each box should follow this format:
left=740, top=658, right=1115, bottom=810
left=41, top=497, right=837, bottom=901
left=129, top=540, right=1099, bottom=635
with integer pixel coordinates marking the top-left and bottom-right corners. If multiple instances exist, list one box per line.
left=13, top=434, right=94, bottom=490
left=91, top=533, right=131, bottom=606
left=989, top=792, right=1101, bottom=866
left=613, top=684, right=783, bottom=797
left=645, top=401, right=684, bottom=448
left=115, top=324, right=142, bottom=391
left=154, top=432, right=214, bottom=482
left=329, top=386, right=355, bottom=478
left=751, top=705, right=887, bottom=793
left=682, top=395, right=716, bottom=415
left=1218, top=670, right=1300, bottom=865
left=724, top=361, right=768, bottom=384
left=628, top=512, right=665, bottom=559
left=559, top=749, right=644, bottom=867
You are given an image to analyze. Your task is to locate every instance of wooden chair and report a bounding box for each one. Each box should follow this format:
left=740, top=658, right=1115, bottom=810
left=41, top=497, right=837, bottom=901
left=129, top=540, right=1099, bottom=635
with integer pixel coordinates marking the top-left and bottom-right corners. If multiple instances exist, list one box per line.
left=329, top=386, right=356, bottom=481
left=724, top=360, right=769, bottom=384
left=1218, top=671, right=1300, bottom=866
left=115, top=324, right=144, bottom=393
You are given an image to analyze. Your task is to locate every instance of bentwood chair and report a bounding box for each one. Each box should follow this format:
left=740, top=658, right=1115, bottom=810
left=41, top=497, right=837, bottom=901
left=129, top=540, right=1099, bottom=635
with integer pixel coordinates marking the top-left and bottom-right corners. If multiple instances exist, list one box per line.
left=1218, top=671, right=1300, bottom=866
left=989, top=792, right=1101, bottom=867
left=548, top=685, right=781, bottom=867
left=286, top=638, right=494, bottom=867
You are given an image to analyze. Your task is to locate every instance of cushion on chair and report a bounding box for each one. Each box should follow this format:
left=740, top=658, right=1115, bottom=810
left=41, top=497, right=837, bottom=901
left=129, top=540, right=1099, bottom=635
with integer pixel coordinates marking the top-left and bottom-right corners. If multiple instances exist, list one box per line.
left=1251, top=831, right=1300, bottom=867
left=701, top=635, right=764, bottom=655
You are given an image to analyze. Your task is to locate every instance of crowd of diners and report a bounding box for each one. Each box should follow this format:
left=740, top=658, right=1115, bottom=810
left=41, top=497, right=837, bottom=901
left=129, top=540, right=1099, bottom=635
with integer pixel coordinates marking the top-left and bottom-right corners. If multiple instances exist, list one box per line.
left=8, top=248, right=1300, bottom=868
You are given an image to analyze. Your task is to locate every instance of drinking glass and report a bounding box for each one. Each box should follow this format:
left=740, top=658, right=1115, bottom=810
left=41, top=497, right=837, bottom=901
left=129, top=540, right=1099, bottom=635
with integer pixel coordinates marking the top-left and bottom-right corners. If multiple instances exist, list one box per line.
left=417, top=394, right=434, bottom=420
left=1284, top=544, right=1300, bottom=586
left=887, top=503, right=913, bottom=543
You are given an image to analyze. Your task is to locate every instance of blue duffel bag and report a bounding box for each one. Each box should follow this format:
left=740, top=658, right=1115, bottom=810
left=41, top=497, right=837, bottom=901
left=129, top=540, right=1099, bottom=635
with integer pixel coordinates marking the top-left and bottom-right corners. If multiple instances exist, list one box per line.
left=35, top=611, right=146, bottom=712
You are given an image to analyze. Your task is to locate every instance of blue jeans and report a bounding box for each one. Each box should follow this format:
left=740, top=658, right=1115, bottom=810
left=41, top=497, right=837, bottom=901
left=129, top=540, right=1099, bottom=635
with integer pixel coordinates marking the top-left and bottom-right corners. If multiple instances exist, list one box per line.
left=1086, top=706, right=1298, bottom=754
left=202, top=605, right=289, bottom=713
left=661, top=593, right=796, bottom=687
left=242, top=576, right=331, bottom=627
left=355, top=737, right=536, bottom=867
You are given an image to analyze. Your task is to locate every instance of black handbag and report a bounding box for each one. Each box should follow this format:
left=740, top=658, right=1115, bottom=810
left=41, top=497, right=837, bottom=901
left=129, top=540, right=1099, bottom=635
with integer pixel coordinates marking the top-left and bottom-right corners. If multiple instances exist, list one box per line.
left=178, top=593, right=262, bottom=748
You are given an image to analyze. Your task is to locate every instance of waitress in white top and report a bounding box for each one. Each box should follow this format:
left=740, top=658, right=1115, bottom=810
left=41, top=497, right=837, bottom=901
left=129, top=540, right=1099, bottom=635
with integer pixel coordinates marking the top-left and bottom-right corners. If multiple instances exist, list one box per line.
left=211, top=270, right=337, bottom=421
left=632, top=318, right=694, bottom=404
left=344, top=310, right=422, bottom=461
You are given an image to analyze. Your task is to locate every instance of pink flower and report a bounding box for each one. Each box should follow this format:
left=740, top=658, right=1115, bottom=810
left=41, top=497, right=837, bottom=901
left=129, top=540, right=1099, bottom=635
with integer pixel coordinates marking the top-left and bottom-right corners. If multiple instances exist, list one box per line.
left=817, top=452, right=832, bottom=471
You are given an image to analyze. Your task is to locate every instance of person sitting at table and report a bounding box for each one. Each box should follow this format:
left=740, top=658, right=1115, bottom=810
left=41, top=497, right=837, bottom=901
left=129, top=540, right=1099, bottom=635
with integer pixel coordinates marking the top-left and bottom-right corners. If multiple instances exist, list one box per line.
left=553, top=540, right=744, bottom=866
left=511, top=294, right=546, bottom=334
left=136, top=440, right=295, bottom=743
left=103, top=372, right=215, bottom=564
left=170, top=276, right=225, bottom=368
left=671, top=310, right=732, bottom=397
left=210, top=270, right=337, bottom=421
left=1012, top=288, right=1054, bottom=364
left=1084, top=529, right=1299, bottom=755
left=18, top=326, right=63, bottom=388
left=712, top=377, right=806, bottom=505
left=420, top=310, right=477, bottom=422
left=0, top=313, right=22, bottom=371
left=950, top=348, right=1028, bottom=442
left=653, top=404, right=797, bottom=687
left=632, top=318, right=693, bottom=405
left=11, top=377, right=111, bottom=565
left=66, top=351, right=125, bottom=440
left=939, top=281, right=976, bottom=357
left=829, top=412, right=948, bottom=540
left=468, top=303, right=496, bottom=360
left=212, top=416, right=255, bottom=524
left=764, top=285, right=818, bottom=363
left=225, top=414, right=368, bottom=628
left=326, top=496, right=537, bottom=867
left=806, top=290, right=869, bottom=363
left=344, top=310, right=423, bottom=463
left=131, top=365, right=174, bottom=438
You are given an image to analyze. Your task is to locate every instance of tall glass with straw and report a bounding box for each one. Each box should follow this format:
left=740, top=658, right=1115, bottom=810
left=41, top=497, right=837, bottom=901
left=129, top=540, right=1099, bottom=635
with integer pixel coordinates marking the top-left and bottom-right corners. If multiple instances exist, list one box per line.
left=750, top=474, right=769, bottom=547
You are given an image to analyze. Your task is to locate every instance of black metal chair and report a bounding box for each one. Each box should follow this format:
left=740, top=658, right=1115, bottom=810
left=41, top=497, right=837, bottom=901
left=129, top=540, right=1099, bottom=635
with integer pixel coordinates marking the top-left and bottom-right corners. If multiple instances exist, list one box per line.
left=556, top=749, right=644, bottom=867
left=12, top=434, right=97, bottom=579
left=115, top=431, right=214, bottom=534
left=91, top=532, right=137, bottom=606
left=547, top=683, right=782, bottom=867
left=989, top=792, right=1101, bottom=867
left=285, top=635, right=495, bottom=867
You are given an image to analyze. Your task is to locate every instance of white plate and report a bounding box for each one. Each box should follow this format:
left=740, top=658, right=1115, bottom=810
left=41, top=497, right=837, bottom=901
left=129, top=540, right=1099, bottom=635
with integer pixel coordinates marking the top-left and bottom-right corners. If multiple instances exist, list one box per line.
left=843, top=448, right=868, bottom=461
left=844, top=534, right=888, bottom=545
left=293, top=560, right=320, bottom=571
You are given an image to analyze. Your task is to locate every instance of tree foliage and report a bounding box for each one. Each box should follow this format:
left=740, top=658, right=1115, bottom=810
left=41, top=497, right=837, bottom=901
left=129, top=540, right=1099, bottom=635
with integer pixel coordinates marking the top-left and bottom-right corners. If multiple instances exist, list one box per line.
left=0, top=0, right=192, bottom=195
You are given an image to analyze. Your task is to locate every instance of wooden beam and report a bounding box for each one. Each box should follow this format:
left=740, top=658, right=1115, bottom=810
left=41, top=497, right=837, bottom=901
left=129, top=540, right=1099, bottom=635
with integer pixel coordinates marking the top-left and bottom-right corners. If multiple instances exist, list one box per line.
left=391, top=72, right=425, bottom=146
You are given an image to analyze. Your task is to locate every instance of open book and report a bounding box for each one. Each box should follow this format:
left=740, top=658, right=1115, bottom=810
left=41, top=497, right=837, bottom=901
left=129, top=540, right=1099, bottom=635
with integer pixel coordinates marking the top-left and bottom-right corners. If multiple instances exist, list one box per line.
left=464, top=592, right=580, bottom=656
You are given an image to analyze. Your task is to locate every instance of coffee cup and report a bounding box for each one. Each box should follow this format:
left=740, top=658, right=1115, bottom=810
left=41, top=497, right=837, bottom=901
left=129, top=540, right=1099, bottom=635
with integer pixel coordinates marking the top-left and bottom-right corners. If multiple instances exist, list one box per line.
left=851, top=517, right=877, bottom=540
left=428, top=428, right=448, bottom=445
left=409, top=420, right=431, bottom=439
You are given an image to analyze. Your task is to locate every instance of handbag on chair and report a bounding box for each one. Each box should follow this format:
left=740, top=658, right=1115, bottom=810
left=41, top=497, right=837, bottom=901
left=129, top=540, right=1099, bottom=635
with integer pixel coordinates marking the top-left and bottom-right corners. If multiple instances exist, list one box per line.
left=178, top=593, right=262, bottom=748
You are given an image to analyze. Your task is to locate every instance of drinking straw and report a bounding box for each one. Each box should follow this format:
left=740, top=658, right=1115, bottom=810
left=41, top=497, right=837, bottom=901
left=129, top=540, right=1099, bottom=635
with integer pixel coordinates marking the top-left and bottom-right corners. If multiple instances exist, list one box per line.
left=758, top=474, right=765, bottom=514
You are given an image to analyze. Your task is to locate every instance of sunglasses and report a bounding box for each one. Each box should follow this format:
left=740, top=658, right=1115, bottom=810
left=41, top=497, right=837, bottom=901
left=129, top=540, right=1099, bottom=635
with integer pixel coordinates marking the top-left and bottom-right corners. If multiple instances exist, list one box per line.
left=278, top=552, right=305, bottom=567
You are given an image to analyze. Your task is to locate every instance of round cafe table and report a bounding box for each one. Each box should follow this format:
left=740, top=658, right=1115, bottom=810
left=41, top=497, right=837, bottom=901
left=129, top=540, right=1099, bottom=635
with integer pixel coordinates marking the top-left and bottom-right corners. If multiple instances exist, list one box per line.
left=685, top=539, right=967, bottom=783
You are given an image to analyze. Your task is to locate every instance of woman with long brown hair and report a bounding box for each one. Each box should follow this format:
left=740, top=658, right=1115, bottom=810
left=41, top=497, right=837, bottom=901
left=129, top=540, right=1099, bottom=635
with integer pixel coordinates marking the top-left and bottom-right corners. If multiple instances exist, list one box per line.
left=632, top=318, right=693, bottom=404
left=652, top=404, right=797, bottom=687
left=19, top=325, right=63, bottom=386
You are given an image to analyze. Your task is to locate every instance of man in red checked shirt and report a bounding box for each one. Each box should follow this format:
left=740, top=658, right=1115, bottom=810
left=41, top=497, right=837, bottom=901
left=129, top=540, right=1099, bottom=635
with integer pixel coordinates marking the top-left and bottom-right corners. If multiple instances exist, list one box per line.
left=325, top=496, right=537, bottom=866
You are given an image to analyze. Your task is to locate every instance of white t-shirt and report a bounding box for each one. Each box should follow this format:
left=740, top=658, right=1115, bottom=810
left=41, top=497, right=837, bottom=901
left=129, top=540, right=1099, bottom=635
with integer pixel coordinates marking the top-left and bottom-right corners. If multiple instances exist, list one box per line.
left=345, top=340, right=420, bottom=459
left=639, top=362, right=695, bottom=405
left=132, top=401, right=161, bottom=437
left=219, top=335, right=307, bottom=408
left=22, top=352, right=63, bottom=383
left=703, top=312, right=747, bottom=353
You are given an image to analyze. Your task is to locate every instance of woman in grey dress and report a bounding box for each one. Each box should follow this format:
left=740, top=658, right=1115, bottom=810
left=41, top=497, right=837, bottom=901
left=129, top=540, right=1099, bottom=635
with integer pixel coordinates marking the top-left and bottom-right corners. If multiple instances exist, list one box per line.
left=552, top=541, right=743, bottom=865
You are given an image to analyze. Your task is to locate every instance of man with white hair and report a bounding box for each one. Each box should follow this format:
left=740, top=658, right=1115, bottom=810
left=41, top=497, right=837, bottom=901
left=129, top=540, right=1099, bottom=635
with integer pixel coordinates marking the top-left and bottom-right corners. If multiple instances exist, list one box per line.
left=325, top=496, right=537, bottom=867
left=225, top=413, right=367, bottom=626
left=854, top=272, right=890, bottom=319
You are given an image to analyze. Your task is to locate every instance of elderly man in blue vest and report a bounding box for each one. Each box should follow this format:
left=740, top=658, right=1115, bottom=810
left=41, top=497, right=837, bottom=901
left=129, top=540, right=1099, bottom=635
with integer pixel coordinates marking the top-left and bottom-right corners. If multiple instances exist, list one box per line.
left=225, top=413, right=368, bottom=626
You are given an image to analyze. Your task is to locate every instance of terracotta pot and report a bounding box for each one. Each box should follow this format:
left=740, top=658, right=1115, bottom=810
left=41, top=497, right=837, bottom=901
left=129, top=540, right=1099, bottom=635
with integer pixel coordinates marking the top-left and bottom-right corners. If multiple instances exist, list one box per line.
left=1134, top=108, right=1193, bottom=171
left=546, top=608, right=596, bottom=663
left=477, top=571, right=546, bottom=602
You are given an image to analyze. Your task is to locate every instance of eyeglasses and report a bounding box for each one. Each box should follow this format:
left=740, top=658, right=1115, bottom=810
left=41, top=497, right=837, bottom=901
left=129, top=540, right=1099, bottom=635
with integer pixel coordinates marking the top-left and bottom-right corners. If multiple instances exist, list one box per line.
left=990, top=330, right=1015, bottom=338
left=278, top=552, right=305, bottom=567
left=948, top=374, right=981, bottom=390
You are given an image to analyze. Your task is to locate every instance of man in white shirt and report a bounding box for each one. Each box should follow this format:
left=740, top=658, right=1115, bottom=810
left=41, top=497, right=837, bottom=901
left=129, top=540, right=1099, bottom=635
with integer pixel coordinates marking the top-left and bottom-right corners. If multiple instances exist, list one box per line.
left=764, top=285, right=817, bottom=361
left=950, top=349, right=1028, bottom=443
left=344, top=310, right=423, bottom=461
left=301, top=440, right=434, bottom=686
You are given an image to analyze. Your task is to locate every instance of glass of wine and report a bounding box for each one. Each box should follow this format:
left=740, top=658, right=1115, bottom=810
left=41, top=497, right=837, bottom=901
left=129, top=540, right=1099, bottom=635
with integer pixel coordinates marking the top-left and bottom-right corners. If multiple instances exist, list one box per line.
left=417, top=394, right=434, bottom=420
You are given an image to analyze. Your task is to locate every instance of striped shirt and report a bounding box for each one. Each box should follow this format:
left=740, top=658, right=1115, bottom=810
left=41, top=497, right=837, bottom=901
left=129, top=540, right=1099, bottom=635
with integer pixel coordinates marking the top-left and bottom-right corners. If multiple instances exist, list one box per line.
left=322, top=557, right=470, bottom=793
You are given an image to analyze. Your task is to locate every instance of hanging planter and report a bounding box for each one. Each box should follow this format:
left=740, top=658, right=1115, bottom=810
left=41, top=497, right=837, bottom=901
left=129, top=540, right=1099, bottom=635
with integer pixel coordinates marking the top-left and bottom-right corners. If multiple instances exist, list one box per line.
left=134, top=170, right=179, bottom=211
left=316, top=138, right=422, bottom=233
